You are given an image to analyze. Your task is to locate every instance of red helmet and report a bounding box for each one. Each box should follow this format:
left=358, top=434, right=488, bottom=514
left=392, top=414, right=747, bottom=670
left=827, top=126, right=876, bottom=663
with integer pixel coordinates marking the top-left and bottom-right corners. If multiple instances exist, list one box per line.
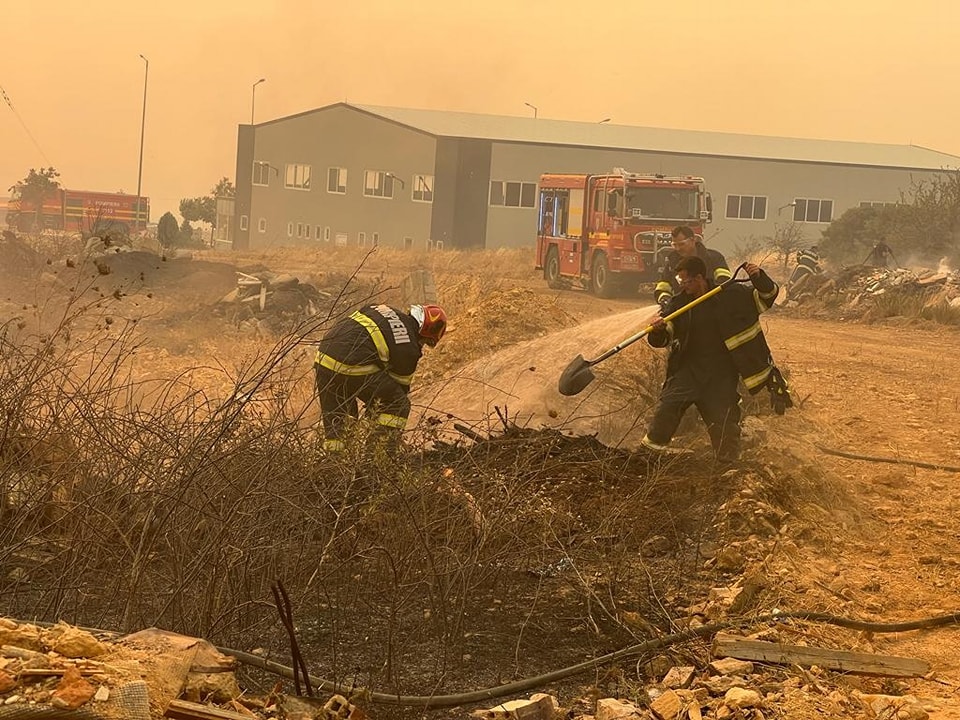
left=411, top=304, right=447, bottom=347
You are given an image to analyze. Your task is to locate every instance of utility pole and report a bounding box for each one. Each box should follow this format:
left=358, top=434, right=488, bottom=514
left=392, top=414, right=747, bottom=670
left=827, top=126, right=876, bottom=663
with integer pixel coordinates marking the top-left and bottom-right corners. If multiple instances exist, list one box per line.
left=135, top=54, right=148, bottom=234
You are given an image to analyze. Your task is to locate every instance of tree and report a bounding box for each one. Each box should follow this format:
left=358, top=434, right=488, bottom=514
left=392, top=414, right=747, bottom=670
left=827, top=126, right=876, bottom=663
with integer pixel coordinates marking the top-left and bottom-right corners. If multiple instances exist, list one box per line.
left=179, top=196, right=216, bottom=225
left=9, top=167, right=61, bottom=231
left=212, top=177, right=235, bottom=198
left=178, top=177, right=235, bottom=228
left=157, top=212, right=179, bottom=249
left=820, top=171, right=960, bottom=267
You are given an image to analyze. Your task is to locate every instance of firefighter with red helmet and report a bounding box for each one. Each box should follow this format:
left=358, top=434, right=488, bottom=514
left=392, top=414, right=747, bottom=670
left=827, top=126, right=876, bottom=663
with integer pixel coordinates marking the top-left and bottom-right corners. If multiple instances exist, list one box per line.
left=314, top=303, right=447, bottom=452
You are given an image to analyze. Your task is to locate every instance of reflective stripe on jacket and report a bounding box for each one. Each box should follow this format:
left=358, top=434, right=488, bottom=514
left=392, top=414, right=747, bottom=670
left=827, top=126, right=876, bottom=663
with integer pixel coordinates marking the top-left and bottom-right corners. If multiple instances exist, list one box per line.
left=649, top=270, right=780, bottom=393
left=314, top=305, right=422, bottom=386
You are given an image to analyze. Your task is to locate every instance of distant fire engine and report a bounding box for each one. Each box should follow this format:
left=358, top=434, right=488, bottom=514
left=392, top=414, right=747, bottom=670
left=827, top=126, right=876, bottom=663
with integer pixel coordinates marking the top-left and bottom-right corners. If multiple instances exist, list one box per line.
left=535, top=169, right=712, bottom=297
left=6, top=189, right=150, bottom=234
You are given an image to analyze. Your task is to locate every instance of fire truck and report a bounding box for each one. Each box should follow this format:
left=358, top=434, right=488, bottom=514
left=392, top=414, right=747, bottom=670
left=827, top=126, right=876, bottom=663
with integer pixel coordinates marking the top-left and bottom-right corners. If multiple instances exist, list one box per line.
left=6, top=189, right=150, bottom=235
left=535, top=169, right=712, bottom=297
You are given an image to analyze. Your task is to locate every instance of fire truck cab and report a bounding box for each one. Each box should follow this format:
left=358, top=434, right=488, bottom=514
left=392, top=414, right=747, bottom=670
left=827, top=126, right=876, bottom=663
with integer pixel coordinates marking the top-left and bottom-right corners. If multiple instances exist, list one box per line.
left=535, top=169, right=711, bottom=297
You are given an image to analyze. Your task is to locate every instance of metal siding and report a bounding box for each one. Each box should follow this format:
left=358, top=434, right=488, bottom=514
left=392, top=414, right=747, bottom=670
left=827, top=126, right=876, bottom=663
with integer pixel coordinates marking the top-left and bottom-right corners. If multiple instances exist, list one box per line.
left=234, top=125, right=255, bottom=250
left=452, top=139, right=491, bottom=249
left=352, top=104, right=960, bottom=170
left=486, top=143, right=937, bottom=255
left=245, top=105, right=435, bottom=250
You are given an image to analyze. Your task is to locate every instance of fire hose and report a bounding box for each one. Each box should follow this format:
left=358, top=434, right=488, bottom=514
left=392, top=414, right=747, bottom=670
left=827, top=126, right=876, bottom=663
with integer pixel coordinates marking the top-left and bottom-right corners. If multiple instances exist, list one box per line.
left=13, top=610, right=960, bottom=710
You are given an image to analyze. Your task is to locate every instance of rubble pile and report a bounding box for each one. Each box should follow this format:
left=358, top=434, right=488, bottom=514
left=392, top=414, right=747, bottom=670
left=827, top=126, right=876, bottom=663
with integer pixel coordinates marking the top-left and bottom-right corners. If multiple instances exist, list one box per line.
left=0, top=619, right=367, bottom=719
left=213, top=269, right=382, bottom=334
left=784, top=264, right=960, bottom=319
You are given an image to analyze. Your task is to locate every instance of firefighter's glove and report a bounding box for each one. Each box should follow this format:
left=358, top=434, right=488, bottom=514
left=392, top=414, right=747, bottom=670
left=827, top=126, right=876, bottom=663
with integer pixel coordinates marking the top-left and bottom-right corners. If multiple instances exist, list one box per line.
left=767, top=366, right=793, bottom=416
left=657, top=297, right=671, bottom=316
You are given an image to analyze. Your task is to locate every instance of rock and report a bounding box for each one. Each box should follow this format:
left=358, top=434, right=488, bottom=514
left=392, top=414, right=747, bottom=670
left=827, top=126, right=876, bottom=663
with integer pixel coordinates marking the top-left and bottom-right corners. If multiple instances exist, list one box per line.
left=0, top=670, right=16, bottom=693
left=51, top=666, right=95, bottom=710
left=473, top=694, right=560, bottom=720
left=43, top=623, right=106, bottom=658
left=709, top=658, right=755, bottom=676
left=0, top=622, right=43, bottom=651
left=649, top=689, right=682, bottom=720
left=723, top=687, right=762, bottom=709
left=595, top=697, right=644, bottom=720
left=661, top=666, right=696, bottom=689
left=94, top=685, right=110, bottom=702
left=183, top=670, right=241, bottom=704
left=856, top=692, right=928, bottom=720
left=698, top=676, right=746, bottom=695
left=714, top=546, right=746, bottom=572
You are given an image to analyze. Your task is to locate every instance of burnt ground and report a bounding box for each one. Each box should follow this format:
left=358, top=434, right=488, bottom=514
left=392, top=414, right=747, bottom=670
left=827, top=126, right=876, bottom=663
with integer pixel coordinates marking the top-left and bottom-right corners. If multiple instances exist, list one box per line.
left=4, top=246, right=960, bottom=718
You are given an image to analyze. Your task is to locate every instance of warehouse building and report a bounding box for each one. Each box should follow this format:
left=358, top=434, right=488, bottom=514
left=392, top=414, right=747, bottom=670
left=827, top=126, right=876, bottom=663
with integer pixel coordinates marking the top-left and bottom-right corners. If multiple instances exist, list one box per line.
left=233, top=103, right=960, bottom=255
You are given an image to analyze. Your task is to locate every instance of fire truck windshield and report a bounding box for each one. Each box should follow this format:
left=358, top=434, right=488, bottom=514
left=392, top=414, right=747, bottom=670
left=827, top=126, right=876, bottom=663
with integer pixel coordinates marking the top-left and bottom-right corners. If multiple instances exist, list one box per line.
left=625, top=186, right=699, bottom=221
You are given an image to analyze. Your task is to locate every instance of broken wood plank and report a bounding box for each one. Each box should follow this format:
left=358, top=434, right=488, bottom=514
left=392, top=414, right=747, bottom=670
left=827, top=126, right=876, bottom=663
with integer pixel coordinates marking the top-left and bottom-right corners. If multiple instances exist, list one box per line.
left=164, top=698, right=254, bottom=720
left=713, top=632, right=930, bottom=677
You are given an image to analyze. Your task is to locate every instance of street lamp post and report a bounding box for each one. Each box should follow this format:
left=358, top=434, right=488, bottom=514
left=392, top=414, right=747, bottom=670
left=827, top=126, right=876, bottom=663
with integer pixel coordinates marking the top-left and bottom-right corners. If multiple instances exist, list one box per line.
left=777, top=202, right=797, bottom=217
left=251, top=78, right=266, bottom=125
left=524, top=102, right=538, bottom=119
left=135, top=54, right=148, bottom=234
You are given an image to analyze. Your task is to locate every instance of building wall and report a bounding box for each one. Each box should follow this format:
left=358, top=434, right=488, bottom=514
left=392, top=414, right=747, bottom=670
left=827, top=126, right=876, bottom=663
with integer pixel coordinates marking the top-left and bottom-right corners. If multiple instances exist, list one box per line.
left=486, top=143, right=934, bottom=254
left=243, top=106, right=437, bottom=251
left=431, top=138, right=492, bottom=249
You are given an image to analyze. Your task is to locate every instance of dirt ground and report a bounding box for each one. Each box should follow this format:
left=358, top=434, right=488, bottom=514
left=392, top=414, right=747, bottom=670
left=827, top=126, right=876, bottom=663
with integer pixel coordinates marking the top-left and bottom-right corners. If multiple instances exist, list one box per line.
left=4, top=243, right=960, bottom=717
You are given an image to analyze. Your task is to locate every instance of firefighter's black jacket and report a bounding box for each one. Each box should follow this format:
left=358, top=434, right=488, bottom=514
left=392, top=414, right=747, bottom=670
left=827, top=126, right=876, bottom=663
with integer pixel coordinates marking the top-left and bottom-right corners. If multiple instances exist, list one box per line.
left=654, top=242, right=731, bottom=307
left=649, top=269, right=780, bottom=393
left=315, top=304, right=422, bottom=388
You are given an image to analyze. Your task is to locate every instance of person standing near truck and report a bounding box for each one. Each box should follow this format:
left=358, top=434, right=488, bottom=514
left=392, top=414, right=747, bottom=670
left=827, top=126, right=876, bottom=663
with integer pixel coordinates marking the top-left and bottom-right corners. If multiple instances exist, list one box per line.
left=653, top=226, right=731, bottom=313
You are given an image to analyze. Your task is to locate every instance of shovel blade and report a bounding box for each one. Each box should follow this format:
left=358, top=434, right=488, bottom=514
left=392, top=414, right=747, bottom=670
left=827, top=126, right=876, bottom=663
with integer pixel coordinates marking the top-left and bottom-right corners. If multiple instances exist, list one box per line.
left=558, top=354, right=596, bottom=396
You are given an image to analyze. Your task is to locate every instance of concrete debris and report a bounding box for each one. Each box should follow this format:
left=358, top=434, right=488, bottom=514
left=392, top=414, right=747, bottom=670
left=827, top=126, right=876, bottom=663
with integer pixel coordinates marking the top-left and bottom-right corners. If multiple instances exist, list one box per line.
left=784, top=262, right=960, bottom=319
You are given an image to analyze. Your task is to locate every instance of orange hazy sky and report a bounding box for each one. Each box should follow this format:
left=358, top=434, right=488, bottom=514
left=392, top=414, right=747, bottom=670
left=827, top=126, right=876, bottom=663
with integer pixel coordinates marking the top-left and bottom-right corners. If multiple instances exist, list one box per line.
left=2, top=0, right=958, bottom=221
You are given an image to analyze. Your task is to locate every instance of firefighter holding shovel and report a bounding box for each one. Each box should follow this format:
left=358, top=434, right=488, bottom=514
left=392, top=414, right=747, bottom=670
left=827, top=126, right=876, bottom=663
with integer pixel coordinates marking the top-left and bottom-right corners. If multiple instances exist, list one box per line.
left=639, top=256, right=789, bottom=465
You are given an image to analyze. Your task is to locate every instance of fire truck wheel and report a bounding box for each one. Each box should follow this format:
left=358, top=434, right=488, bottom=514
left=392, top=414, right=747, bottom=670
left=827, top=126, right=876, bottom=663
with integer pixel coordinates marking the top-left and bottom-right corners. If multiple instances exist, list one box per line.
left=544, top=247, right=563, bottom=289
left=591, top=252, right=616, bottom=298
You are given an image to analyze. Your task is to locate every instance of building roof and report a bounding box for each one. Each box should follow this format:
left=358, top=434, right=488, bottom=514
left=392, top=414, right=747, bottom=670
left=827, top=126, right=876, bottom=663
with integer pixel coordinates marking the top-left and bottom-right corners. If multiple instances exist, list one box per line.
left=336, top=103, right=959, bottom=171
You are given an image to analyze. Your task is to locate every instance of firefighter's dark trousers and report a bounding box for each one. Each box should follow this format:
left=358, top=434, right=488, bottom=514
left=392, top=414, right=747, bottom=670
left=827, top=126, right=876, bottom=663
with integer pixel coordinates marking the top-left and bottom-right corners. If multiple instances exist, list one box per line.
left=315, top=365, right=410, bottom=451
left=646, top=367, right=741, bottom=463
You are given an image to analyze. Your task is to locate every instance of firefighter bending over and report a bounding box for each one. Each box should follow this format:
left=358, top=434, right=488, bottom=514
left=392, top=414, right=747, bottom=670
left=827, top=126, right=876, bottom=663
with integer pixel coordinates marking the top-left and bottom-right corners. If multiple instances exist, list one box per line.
left=654, top=226, right=731, bottom=313
left=641, top=256, right=791, bottom=465
left=315, top=304, right=447, bottom=452
left=786, top=246, right=822, bottom=299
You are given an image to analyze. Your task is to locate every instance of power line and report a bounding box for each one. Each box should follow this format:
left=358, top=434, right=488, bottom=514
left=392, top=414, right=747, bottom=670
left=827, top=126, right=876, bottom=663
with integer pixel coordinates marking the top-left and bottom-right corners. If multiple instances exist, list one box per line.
left=0, top=84, right=53, bottom=166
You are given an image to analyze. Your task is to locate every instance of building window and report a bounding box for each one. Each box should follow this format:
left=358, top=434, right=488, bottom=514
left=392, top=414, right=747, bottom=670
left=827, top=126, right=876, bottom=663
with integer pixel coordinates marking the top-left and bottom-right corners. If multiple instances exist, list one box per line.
left=284, top=164, right=311, bottom=190
left=252, top=161, right=271, bottom=186
left=403, top=236, right=414, bottom=250
left=413, top=174, right=434, bottom=202
left=794, top=198, right=833, bottom=223
left=315, top=225, right=322, bottom=240
left=859, top=201, right=898, bottom=209
left=287, top=222, right=294, bottom=237
left=327, top=167, right=347, bottom=194
left=258, top=218, right=267, bottom=233
left=296, top=222, right=304, bottom=237
left=490, top=180, right=537, bottom=208
left=363, top=171, right=394, bottom=199
left=725, top=194, right=767, bottom=220
left=358, top=231, right=366, bottom=247
left=239, top=215, right=249, bottom=231
left=372, top=232, right=379, bottom=247
left=324, top=226, right=331, bottom=242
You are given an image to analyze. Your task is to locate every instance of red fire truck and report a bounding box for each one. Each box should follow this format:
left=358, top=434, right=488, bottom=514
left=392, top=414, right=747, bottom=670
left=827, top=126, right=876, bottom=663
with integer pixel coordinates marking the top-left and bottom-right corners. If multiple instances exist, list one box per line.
left=535, top=169, right=712, bottom=297
left=6, top=189, right=150, bottom=235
